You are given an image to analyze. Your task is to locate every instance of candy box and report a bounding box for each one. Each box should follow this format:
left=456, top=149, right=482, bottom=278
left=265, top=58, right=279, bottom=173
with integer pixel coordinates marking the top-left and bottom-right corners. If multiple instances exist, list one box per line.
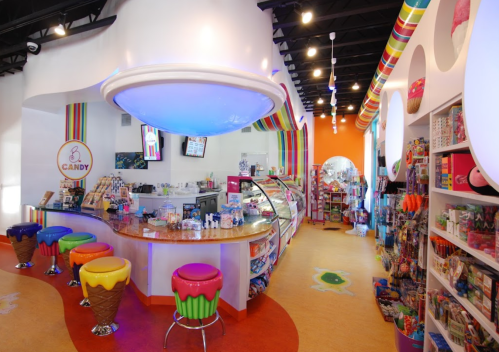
left=468, top=264, right=486, bottom=291
left=467, top=284, right=483, bottom=312
left=467, top=231, right=496, bottom=252
left=483, top=270, right=498, bottom=300
left=459, top=211, right=475, bottom=242
left=250, top=239, right=269, bottom=258
left=482, top=295, right=494, bottom=322
left=429, top=332, right=452, bottom=352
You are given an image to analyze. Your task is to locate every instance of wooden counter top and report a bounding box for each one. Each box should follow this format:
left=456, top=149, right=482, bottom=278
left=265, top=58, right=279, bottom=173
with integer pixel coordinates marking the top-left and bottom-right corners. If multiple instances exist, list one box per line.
left=35, top=206, right=274, bottom=244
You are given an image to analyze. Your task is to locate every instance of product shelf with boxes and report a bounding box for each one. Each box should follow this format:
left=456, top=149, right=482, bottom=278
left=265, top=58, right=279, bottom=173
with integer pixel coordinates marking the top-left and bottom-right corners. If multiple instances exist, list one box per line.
left=323, top=191, right=347, bottom=222
left=427, top=313, right=465, bottom=352
left=308, top=164, right=325, bottom=225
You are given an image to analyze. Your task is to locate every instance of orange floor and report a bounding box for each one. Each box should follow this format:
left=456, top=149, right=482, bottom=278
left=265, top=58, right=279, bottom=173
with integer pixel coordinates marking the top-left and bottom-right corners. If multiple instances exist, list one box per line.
left=0, top=221, right=396, bottom=352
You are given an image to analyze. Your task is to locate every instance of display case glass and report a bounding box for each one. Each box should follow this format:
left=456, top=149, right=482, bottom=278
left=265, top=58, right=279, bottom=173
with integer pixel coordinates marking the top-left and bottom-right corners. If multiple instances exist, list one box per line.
left=240, top=177, right=292, bottom=220
left=271, top=175, right=306, bottom=214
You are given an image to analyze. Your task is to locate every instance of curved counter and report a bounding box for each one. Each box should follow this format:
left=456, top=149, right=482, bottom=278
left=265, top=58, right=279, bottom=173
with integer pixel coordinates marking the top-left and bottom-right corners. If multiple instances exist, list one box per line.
left=23, top=205, right=275, bottom=320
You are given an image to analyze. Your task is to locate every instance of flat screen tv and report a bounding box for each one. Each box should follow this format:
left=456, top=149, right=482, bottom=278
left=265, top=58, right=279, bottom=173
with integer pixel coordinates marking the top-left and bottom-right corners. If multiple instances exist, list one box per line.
left=182, top=137, right=207, bottom=158
left=141, top=124, right=163, bottom=161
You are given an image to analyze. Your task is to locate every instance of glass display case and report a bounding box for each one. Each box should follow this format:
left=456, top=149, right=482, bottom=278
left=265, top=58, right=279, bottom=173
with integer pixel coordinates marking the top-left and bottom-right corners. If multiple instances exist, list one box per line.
left=268, top=175, right=306, bottom=222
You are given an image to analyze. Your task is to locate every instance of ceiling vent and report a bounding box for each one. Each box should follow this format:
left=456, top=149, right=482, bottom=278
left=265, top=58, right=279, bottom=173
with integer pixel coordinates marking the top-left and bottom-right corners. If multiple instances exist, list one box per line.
left=121, top=113, right=131, bottom=126
left=241, top=126, right=252, bottom=133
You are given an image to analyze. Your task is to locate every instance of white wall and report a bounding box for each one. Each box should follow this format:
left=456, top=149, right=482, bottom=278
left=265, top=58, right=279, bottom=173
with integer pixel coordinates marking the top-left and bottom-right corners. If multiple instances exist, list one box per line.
left=0, top=74, right=24, bottom=235
left=21, top=102, right=116, bottom=206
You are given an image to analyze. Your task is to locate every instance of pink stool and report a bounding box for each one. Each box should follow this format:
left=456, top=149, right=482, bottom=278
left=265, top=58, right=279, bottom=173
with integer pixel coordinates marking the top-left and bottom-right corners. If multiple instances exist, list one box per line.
left=164, top=263, right=225, bottom=351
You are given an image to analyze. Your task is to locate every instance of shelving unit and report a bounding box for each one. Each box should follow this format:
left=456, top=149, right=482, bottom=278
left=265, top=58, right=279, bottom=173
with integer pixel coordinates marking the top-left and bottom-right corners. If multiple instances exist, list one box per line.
left=308, top=164, right=325, bottom=225
left=323, top=191, right=347, bottom=222
left=427, top=313, right=465, bottom=352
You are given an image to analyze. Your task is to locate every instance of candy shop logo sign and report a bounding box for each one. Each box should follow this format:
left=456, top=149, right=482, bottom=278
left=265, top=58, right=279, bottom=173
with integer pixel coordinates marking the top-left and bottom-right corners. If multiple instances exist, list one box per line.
left=57, top=140, right=93, bottom=180
left=145, top=132, right=157, bottom=146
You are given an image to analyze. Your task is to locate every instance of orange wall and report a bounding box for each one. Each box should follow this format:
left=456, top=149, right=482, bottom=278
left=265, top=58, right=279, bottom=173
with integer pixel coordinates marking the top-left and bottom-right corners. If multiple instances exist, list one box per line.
left=314, top=114, right=364, bottom=174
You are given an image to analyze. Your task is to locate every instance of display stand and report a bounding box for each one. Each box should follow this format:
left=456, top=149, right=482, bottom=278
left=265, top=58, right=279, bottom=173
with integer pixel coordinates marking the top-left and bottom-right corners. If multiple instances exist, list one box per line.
left=323, top=191, right=347, bottom=222
left=308, top=164, right=325, bottom=225
left=345, top=168, right=366, bottom=235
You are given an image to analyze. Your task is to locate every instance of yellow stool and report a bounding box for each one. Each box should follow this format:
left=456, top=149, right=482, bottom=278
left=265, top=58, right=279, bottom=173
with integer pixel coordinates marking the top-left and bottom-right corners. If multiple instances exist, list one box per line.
left=80, top=256, right=131, bottom=336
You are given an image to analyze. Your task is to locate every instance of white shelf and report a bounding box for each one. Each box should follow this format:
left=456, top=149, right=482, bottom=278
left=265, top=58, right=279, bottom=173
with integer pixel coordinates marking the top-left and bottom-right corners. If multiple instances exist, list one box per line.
left=430, top=187, right=499, bottom=205
left=433, top=93, right=462, bottom=116
left=250, top=259, right=270, bottom=279
left=268, top=244, right=277, bottom=254
left=427, top=312, right=465, bottom=352
left=430, top=227, right=499, bottom=272
left=408, top=111, right=430, bottom=126
left=429, top=268, right=499, bottom=344
left=250, top=248, right=269, bottom=260
left=432, top=141, right=470, bottom=154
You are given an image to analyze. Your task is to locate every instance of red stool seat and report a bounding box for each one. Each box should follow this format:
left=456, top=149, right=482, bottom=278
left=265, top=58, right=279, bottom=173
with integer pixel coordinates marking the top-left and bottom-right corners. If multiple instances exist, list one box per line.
left=177, top=263, right=219, bottom=281
left=75, top=242, right=110, bottom=253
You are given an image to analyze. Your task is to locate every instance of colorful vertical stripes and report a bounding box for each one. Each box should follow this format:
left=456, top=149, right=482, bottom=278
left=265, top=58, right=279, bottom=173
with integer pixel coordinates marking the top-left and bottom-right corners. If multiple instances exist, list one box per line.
left=355, top=0, right=431, bottom=130
left=142, top=125, right=160, bottom=160
left=253, top=84, right=299, bottom=132
left=65, top=103, right=87, bottom=188
left=29, top=207, right=47, bottom=229
left=277, top=124, right=309, bottom=211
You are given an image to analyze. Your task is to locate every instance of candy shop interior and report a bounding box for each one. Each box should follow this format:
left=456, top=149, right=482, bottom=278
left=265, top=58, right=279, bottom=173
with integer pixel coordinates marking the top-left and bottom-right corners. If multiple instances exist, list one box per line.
left=0, top=1, right=499, bottom=352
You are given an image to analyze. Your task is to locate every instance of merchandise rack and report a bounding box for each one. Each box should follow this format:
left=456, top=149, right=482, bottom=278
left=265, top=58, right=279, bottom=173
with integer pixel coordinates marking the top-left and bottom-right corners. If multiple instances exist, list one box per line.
left=323, top=191, right=347, bottom=222
left=308, top=164, right=325, bottom=225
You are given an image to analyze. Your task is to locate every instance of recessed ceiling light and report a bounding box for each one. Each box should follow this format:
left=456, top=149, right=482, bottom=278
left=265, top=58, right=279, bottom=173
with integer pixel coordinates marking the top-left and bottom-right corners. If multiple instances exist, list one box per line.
left=302, top=11, right=313, bottom=24
left=307, top=47, right=317, bottom=57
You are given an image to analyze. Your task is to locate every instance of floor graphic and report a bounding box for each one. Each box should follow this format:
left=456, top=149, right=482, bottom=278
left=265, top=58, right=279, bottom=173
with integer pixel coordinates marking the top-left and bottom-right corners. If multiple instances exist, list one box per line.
left=311, top=268, right=354, bottom=296
left=0, top=292, right=20, bottom=314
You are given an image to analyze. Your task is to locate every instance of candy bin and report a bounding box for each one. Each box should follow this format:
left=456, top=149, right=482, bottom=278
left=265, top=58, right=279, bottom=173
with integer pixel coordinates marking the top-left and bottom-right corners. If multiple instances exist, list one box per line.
left=159, top=199, right=176, bottom=224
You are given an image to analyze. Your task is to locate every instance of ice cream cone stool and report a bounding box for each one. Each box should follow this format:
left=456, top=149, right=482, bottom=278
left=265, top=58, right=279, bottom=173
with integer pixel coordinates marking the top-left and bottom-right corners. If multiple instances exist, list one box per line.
left=37, top=226, right=73, bottom=275
left=164, top=263, right=225, bottom=352
left=58, top=233, right=97, bottom=287
left=70, top=242, right=114, bottom=307
left=6, top=222, right=42, bottom=269
left=79, top=256, right=131, bottom=336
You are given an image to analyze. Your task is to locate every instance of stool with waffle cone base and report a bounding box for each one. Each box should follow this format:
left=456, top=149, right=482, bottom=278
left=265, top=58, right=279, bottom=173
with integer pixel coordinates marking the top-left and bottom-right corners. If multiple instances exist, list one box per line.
left=37, top=226, right=73, bottom=275
left=6, top=222, right=42, bottom=269
left=164, top=263, right=225, bottom=352
left=79, top=256, right=131, bottom=336
left=58, top=233, right=96, bottom=287
left=69, top=242, right=114, bottom=307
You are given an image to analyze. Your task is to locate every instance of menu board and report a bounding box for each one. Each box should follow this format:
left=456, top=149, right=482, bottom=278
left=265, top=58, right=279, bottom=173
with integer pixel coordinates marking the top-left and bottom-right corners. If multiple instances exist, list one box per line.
left=185, top=137, right=207, bottom=158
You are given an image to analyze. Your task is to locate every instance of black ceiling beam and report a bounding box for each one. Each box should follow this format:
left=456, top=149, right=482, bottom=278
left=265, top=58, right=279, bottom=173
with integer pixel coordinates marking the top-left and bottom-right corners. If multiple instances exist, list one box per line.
left=285, top=51, right=383, bottom=66
left=292, top=70, right=374, bottom=80
left=273, top=1, right=402, bottom=29
left=0, top=59, right=27, bottom=73
left=296, top=76, right=372, bottom=88
left=274, top=20, right=393, bottom=44
left=257, top=0, right=299, bottom=10
left=0, top=0, right=106, bottom=36
left=279, top=36, right=387, bottom=56
left=34, top=15, right=116, bottom=45
left=288, top=60, right=379, bottom=74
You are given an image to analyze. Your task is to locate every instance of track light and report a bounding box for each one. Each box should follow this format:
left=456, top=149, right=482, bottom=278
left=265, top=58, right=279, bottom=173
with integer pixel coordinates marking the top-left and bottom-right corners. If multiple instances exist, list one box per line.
left=54, top=13, right=66, bottom=36
left=341, top=113, right=346, bottom=123
left=313, top=68, right=321, bottom=77
left=352, top=75, right=359, bottom=90
left=302, top=11, right=313, bottom=24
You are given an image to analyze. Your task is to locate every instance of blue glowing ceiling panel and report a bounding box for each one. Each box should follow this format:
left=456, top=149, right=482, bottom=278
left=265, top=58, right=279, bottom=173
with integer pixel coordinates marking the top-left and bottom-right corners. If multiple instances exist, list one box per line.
left=113, top=83, right=275, bottom=136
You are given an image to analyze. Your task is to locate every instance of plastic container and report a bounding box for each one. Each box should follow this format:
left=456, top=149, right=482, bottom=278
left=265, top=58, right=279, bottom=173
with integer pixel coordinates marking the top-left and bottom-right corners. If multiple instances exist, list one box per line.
left=467, top=231, right=495, bottom=251
left=159, top=199, right=176, bottom=223
left=393, top=320, right=424, bottom=352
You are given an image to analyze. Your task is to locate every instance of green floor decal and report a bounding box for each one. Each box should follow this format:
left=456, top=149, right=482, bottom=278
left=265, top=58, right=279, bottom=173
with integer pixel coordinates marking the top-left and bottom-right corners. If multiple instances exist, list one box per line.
left=311, top=268, right=354, bottom=296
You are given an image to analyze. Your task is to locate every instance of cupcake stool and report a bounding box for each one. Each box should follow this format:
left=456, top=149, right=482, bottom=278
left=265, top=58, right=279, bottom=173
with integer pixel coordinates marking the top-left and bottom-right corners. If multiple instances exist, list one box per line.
left=79, top=256, right=131, bottom=336
left=37, top=226, right=73, bottom=275
left=58, top=233, right=97, bottom=287
left=164, top=263, right=225, bottom=352
left=69, top=242, right=114, bottom=307
left=6, top=222, right=42, bottom=269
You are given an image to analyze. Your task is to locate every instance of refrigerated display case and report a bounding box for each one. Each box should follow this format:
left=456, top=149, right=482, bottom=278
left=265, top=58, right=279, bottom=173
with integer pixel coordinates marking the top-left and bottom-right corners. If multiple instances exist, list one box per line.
left=227, top=176, right=294, bottom=261
left=268, top=175, right=306, bottom=226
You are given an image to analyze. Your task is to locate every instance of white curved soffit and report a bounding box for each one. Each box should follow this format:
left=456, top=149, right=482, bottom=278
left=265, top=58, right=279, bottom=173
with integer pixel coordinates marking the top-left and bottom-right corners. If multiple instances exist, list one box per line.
left=464, top=0, right=499, bottom=191
left=101, top=63, right=286, bottom=136
left=385, top=90, right=405, bottom=181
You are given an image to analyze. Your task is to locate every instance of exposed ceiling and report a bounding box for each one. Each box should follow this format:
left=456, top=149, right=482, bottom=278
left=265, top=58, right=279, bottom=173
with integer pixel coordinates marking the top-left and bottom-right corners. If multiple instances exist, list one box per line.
left=0, top=0, right=115, bottom=77
left=259, top=0, right=403, bottom=117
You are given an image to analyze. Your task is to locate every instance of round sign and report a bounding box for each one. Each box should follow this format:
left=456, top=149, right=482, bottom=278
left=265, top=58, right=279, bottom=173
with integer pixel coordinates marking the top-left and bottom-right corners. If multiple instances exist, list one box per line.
left=145, top=132, right=157, bottom=146
left=57, top=140, right=93, bottom=180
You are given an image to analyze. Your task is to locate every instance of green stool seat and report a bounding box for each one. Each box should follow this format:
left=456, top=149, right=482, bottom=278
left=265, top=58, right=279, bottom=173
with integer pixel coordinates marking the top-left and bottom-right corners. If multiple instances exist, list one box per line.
left=58, top=232, right=97, bottom=286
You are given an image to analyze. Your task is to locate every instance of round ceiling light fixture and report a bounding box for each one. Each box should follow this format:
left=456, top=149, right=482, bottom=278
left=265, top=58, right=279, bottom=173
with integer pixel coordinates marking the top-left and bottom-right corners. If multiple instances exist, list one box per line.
left=307, top=47, right=317, bottom=57
left=302, top=11, right=313, bottom=24
left=101, top=64, right=286, bottom=136
left=313, top=68, right=321, bottom=77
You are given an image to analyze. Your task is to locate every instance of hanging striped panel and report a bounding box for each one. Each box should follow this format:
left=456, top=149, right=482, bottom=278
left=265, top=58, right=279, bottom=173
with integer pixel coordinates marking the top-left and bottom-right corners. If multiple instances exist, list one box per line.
left=65, top=103, right=87, bottom=188
left=277, top=124, right=309, bottom=212
left=253, top=84, right=299, bottom=132
left=355, top=0, right=431, bottom=130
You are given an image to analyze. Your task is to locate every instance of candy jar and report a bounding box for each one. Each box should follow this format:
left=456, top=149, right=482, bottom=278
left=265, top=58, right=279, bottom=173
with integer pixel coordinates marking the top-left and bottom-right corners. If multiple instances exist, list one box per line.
left=159, top=198, right=176, bottom=223
left=220, top=205, right=233, bottom=229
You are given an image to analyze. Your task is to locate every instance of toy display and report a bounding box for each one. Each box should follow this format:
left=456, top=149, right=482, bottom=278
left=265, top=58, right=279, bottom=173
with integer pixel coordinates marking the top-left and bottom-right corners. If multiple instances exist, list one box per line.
left=407, top=77, right=425, bottom=114
left=468, top=166, right=499, bottom=197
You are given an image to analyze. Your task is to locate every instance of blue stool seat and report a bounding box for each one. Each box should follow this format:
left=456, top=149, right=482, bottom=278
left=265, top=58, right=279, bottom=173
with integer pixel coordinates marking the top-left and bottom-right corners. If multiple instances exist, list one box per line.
left=37, top=226, right=73, bottom=276
left=6, top=222, right=42, bottom=269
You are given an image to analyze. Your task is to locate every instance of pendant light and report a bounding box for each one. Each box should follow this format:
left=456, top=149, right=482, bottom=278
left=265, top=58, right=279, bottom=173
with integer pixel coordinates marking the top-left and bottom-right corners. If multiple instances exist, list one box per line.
left=330, top=92, right=336, bottom=106
left=341, top=112, right=346, bottom=123
left=302, top=11, right=313, bottom=24
left=320, top=108, right=325, bottom=118
left=352, top=74, right=359, bottom=90
left=54, top=13, right=67, bottom=36
left=328, top=33, right=336, bottom=91
left=318, top=95, right=324, bottom=104
left=347, top=101, right=354, bottom=110
left=313, top=68, right=321, bottom=77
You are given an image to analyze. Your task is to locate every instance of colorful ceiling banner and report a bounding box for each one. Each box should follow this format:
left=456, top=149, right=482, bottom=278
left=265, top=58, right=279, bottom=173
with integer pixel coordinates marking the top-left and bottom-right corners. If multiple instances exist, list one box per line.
left=65, top=103, right=88, bottom=188
left=277, top=123, right=309, bottom=213
left=355, top=0, right=431, bottom=130
left=253, top=84, right=299, bottom=131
